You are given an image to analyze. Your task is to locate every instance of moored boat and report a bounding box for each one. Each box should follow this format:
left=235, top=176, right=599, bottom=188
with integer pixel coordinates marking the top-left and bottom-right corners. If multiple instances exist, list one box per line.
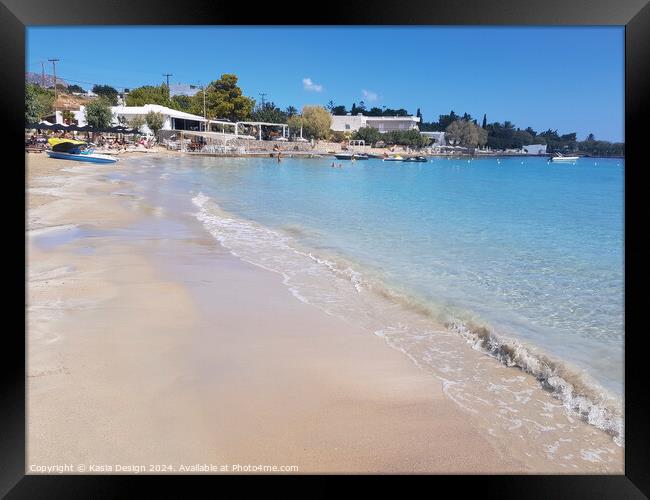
left=383, top=155, right=404, bottom=161
left=334, top=152, right=369, bottom=160
left=549, top=152, right=579, bottom=162
left=403, top=156, right=428, bottom=162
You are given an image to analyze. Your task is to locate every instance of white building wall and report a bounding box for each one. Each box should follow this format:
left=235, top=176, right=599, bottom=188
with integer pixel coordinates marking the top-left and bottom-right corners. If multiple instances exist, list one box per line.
left=330, top=114, right=368, bottom=132
left=330, top=114, right=420, bottom=133
left=420, top=131, right=447, bottom=146
left=522, top=144, right=547, bottom=155
left=72, top=104, right=204, bottom=135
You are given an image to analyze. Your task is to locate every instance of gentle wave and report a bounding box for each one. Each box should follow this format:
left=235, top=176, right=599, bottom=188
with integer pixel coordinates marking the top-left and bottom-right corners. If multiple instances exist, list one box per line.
left=191, top=192, right=623, bottom=446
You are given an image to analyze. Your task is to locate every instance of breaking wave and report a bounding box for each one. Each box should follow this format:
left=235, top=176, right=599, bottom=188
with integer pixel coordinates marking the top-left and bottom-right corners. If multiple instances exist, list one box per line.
left=191, top=192, right=623, bottom=446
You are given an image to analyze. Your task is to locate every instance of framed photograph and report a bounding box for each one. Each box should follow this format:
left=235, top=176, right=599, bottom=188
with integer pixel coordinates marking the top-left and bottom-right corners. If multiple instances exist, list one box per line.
left=2, top=0, right=648, bottom=496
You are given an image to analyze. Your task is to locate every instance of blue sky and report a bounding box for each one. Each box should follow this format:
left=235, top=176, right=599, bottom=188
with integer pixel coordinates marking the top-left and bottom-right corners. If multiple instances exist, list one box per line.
left=27, top=26, right=624, bottom=141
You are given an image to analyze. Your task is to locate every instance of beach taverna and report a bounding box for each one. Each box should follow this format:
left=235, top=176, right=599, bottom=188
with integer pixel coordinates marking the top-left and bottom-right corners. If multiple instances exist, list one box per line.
left=55, top=104, right=289, bottom=139
left=65, top=104, right=208, bottom=135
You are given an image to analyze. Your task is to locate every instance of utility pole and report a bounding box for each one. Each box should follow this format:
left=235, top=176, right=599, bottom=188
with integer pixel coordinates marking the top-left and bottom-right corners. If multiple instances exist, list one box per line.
left=199, top=82, right=207, bottom=131
left=48, top=58, right=59, bottom=102
left=163, top=73, right=173, bottom=90
left=258, top=92, right=268, bottom=108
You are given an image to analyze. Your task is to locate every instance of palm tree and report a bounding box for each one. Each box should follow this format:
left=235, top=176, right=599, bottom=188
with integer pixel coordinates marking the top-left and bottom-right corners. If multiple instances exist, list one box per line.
left=285, top=106, right=298, bottom=117
left=61, top=109, right=76, bottom=125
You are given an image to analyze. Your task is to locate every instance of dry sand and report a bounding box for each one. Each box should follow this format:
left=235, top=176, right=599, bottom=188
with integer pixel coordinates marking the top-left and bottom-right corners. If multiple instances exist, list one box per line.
left=26, top=153, right=530, bottom=473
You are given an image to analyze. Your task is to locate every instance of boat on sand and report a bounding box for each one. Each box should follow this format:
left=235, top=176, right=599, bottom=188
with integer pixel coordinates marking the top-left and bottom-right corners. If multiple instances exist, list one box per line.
left=46, top=138, right=118, bottom=164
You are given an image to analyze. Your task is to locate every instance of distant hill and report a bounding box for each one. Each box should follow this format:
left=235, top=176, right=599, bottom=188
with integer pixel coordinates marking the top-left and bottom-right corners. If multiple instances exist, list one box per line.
left=26, top=72, right=67, bottom=88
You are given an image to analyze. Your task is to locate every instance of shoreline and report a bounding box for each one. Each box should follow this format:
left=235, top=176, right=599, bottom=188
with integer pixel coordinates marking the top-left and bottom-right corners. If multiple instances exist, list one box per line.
left=27, top=154, right=521, bottom=473
left=26, top=154, right=623, bottom=473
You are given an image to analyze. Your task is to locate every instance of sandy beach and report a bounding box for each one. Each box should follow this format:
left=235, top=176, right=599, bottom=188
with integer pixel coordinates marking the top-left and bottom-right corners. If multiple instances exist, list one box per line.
left=26, top=153, right=522, bottom=473
left=26, top=153, right=623, bottom=474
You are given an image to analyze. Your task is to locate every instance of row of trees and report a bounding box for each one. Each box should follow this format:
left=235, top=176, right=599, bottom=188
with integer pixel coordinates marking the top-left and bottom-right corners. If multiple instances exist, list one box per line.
left=420, top=109, right=622, bottom=154
left=352, top=127, right=431, bottom=148
left=326, top=100, right=409, bottom=117
left=27, top=76, right=623, bottom=153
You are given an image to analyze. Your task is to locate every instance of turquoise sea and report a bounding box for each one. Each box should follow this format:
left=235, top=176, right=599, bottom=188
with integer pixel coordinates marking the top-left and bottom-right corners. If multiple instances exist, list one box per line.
left=127, top=154, right=624, bottom=445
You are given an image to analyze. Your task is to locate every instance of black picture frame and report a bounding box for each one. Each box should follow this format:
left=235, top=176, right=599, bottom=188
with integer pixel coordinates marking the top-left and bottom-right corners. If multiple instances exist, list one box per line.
left=2, top=0, right=648, bottom=496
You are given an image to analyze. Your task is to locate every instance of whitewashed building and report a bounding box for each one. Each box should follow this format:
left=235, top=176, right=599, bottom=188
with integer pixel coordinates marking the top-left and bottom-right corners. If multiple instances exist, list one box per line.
left=522, top=144, right=547, bottom=155
left=420, top=131, right=447, bottom=146
left=330, top=113, right=420, bottom=133
left=71, top=104, right=207, bottom=134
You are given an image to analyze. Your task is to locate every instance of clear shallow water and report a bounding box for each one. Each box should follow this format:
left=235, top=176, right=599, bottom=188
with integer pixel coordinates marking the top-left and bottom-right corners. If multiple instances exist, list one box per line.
left=185, top=156, right=624, bottom=390
left=126, top=154, right=624, bottom=452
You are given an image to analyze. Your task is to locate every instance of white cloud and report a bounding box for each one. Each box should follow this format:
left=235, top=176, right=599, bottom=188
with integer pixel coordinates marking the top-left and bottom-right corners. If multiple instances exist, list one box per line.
left=303, top=77, right=323, bottom=92
left=362, top=89, right=379, bottom=102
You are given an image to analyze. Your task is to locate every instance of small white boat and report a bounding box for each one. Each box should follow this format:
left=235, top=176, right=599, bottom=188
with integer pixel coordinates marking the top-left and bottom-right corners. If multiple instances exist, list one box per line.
left=46, top=138, right=118, bottom=164
left=46, top=150, right=118, bottom=163
left=550, top=152, right=579, bottom=162
left=334, top=152, right=368, bottom=160
left=383, top=155, right=404, bottom=161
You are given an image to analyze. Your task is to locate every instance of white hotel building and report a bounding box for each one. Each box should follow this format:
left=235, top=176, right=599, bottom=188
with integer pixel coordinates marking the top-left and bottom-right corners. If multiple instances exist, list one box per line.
left=330, top=113, right=421, bottom=133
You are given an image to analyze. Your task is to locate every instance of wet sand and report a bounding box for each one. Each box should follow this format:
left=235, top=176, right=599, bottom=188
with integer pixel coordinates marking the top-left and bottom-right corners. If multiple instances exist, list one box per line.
left=26, top=154, right=621, bottom=474
left=26, top=154, right=527, bottom=473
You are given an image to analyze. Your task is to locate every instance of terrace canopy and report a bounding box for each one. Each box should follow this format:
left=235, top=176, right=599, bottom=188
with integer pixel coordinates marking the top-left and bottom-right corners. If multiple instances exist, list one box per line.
left=25, top=123, right=141, bottom=134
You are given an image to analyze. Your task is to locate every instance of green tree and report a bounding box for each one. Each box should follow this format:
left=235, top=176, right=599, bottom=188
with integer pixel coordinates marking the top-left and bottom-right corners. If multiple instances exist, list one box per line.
left=145, top=111, right=165, bottom=136
left=381, top=129, right=430, bottom=148
left=25, top=83, right=41, bottom=123
left=482, top=114, right=487, bottom=129
left=61, top=109, right=76, bottom=125
left=128, top=115, right=146, bottom=133
left=299, top=105, right=332, bottom=139
left=446, top=119, right=487, bottom=148
left=287, top=114, right=304, bottom=138
left=25, top=83, right=55, bottom=123
left=251, top=101, right=287, bottom=124
left=92, top=84, right=119, bottom=105
left=25, top=84, right=37, bottom=123
left=67, top=84, right=84, bottom=94
left=84, top=98, right=114, bottom=128
left=191, top=74, right=254, bottom=122
left=126, top=85, right=170, bottom=106
left=170, top=94, right=192, bottom=112
left=285, top=106, right=298, bottom=117
left=331, top=105, right=347, bottom=115
left=352, top=126, right=382, bottom=145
